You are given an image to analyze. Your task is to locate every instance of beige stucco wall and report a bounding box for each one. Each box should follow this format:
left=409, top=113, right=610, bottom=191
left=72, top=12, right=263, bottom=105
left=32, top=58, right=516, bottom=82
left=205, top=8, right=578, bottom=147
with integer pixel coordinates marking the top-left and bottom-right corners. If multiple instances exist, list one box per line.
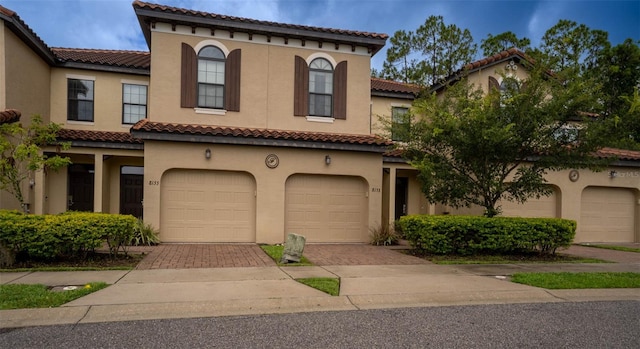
left=1, top=26, right=52, bottom=212
left=49, top=68, right=149, bottom=132
left=371, top=95, right=413, bottom=137
left=148, top=25, right=373, bottom=135
left=142, top=140, right=383, bottom=243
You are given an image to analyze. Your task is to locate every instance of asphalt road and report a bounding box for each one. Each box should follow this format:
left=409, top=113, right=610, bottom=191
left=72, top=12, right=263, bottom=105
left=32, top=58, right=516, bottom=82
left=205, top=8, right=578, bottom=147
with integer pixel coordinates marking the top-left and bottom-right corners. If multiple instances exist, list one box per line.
left=1, top=301, right=638, bottom=348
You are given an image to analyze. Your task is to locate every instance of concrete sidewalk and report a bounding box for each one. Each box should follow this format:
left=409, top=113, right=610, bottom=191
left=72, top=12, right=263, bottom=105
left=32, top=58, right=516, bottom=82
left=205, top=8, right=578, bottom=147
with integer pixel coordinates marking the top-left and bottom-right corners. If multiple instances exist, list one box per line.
left=1, top=262, right=638, bottom=329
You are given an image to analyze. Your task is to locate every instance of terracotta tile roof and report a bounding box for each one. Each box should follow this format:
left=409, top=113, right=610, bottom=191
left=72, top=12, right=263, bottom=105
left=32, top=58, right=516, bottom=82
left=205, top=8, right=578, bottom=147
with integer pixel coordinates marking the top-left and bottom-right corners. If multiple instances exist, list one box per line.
left=371, top=78, right=421, bottom=95
left=383, top=148, right=404, bottom=158
left=595, top=147, right=640, bottom=161
left=0, top=109, right=21, bottom=124
left=57, top=129, right=143, bottom=144
left=131, top=119, right=392, bottom=146
left=133, top=1, right=387, bottom=54
left=52, top=48, right=150, bottom=70
left=462, top=48, right=532, bottom=71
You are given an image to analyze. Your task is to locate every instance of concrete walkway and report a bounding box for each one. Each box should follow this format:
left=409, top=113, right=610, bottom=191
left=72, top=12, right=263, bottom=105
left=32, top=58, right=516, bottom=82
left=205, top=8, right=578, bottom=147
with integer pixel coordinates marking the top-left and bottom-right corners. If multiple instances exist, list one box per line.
left=0, top=244, right=638, bottom=328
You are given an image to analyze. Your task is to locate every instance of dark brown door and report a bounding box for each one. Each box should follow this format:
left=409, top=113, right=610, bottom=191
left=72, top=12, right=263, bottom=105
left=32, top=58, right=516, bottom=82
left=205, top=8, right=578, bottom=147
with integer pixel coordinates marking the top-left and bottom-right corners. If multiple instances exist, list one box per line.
left=120, top=173, right=143, bottom=218
left=68, top=164, right=94, bottom=212
left=394, top=177, right=409, bottom=221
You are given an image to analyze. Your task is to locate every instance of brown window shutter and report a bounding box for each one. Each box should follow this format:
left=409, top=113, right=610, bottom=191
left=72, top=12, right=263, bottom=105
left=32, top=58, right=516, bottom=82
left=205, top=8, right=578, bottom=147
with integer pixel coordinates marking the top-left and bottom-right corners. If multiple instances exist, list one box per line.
left=225, top=49, right=241, bottom=112
left=333, top=61, right=347, bottom=119
left=294, top=55, right=309, bottom=116
left=488, top=76, right=499, bottom=92
left=181, top=43, right=197, bottom=108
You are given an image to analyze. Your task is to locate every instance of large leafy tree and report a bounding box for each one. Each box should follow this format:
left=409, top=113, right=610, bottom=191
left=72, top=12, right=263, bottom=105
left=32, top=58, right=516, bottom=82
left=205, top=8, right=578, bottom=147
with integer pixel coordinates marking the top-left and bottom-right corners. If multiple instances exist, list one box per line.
left=401, top=63, right=607, bottom=217
left=0, top=115, right=71, bottom=212
left=380, top=15, right=476, bottom=86
left=480, top=31, right=531, bottom=56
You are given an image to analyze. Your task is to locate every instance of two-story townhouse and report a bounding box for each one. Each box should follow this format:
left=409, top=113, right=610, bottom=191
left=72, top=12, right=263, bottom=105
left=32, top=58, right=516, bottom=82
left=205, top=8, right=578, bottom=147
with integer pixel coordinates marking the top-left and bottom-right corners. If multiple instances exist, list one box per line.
left=374, top=49, right=640, bottom=243
left=2, top=2, right=639, bottom=244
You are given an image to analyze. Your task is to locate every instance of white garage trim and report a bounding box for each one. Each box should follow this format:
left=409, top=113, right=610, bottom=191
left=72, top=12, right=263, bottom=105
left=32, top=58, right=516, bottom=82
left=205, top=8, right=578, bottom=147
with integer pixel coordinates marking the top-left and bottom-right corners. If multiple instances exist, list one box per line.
left=285, top=174, right=369, bottom=242
left=579, top=186, right=636, bottom=243
left=160, top=169, right=256, bottom=242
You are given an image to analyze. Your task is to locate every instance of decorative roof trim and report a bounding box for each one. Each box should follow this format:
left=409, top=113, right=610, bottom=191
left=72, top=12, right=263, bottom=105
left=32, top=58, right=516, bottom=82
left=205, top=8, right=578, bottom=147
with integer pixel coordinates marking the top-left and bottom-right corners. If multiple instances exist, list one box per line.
left=133, top=1, right=387, bottom=55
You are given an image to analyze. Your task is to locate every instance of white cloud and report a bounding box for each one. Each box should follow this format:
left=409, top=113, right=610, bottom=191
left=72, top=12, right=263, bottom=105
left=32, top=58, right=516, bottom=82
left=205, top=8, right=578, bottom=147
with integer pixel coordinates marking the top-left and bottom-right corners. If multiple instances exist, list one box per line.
left=527, top=1, right=570, bottom=46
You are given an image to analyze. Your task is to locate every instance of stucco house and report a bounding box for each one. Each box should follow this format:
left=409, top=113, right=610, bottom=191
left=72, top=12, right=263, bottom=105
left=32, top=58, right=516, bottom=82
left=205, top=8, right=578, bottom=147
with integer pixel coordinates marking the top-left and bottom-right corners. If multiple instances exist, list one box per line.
left=1, top=1, right=638, bottom=244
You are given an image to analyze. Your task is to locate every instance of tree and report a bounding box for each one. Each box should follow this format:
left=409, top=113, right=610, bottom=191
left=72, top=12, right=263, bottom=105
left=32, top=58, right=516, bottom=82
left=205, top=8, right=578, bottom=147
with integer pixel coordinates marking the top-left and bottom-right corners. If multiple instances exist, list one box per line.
left=0, top=115, right=71, bottom=212
left=400, top=63, right=607, bottom=217
left=380, top=15, right=476, bottom=86
left=480, top=31, right=531, bottom=56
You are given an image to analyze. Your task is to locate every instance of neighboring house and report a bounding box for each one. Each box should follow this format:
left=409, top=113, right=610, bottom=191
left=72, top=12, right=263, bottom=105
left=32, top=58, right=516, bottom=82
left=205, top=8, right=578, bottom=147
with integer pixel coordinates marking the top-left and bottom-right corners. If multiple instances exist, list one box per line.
left=1, top=2, right=638, bottom=243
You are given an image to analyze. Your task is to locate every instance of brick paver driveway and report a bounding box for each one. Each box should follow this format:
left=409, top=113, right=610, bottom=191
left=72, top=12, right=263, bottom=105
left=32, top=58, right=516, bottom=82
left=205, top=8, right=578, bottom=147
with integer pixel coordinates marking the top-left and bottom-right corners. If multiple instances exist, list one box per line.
left=135, top=243, right=428, bottom=269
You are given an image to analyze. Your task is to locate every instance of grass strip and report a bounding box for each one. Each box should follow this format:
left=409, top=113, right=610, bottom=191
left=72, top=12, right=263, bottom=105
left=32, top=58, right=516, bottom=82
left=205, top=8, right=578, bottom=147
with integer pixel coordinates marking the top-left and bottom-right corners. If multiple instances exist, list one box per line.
left=580, top=244, right=640, bottom=253
left=260, top=245, right=313, bottom=266
left=296, top=278, right=340, bottom=296
left=426, top=254, right=607, bottom=265
left=0, top=282, right=109, bottom=309
left=1, top=266, right=133, bottom=272
left=511, top=272, right=640, bottom=289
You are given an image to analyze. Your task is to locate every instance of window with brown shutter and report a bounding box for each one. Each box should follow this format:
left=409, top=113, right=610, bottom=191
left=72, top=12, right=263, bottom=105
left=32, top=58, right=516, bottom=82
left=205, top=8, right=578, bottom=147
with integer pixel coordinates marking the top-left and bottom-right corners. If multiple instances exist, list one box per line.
left=488, top=76, right=499, bottom=92
left=181, top=43, right=197, bottom=108
left=294, top=55, right=309, bottom=116
left=225, top=49, right=241, bottom=112
left=333, top=61, right=347, bottom=119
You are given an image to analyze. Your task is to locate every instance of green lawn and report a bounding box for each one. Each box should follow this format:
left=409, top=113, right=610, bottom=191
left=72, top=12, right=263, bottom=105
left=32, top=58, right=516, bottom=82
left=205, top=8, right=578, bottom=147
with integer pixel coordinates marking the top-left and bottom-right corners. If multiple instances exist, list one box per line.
left=260, top=245, right=312, bottom=266
left=511, top=272, right=640, bottom=289
left=296, top=278, right=340, bottom=296
left=424, top=254, right=606, bottom=265
left=0, top=282, right=109, bottom=309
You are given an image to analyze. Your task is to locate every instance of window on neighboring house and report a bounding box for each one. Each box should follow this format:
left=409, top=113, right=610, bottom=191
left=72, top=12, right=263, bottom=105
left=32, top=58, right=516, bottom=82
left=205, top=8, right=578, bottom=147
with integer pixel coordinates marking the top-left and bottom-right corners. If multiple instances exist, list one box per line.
left=309, top=58, right=333, bottom=117
left=294, top=55, right=347, bottom=120
left=391, top=107, right=410, bottom=141
left=181, top=43, right=241, bottom=112
left=122, top=84, right=147, bottom=124
left=68, top=79, right=94, bottom=121
left=197, top=46, right=226, bottom=109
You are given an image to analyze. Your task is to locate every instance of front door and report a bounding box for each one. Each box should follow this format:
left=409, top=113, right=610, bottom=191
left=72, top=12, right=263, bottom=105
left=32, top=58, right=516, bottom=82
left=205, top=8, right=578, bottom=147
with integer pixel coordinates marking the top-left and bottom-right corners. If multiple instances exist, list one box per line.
left=394, top=177, right=408, bottom=220
left=120, top=166, right=144, bottom=218
left=68, top=164, right=94, bottom=212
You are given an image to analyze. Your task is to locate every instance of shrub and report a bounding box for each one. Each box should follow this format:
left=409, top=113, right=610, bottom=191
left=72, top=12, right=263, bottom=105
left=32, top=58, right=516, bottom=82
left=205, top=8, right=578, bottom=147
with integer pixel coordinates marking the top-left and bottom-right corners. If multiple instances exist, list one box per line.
left=369, top=224, right=400, bottom=246
left=398, top=215, right=576, bottom=255
left=130, top=218, right=160, bottom=246
left=0, top=210, right=137, bottom=261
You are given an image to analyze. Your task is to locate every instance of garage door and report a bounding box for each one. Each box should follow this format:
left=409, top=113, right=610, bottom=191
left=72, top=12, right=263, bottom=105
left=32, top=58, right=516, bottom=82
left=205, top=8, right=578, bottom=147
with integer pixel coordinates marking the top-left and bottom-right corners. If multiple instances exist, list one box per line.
left=160, top=169, right=256, bottom=242
left=285, top=174, right=368, bottom=242
left=579, top=187, right=636, bottom=243
left=501, top=187, right=559, bottom=218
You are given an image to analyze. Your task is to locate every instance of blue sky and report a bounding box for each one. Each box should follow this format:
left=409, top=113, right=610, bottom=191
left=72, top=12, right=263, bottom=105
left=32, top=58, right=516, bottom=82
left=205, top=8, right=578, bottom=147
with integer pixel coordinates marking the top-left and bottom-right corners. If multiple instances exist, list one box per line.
left=3, top=0, right=639, bottom=70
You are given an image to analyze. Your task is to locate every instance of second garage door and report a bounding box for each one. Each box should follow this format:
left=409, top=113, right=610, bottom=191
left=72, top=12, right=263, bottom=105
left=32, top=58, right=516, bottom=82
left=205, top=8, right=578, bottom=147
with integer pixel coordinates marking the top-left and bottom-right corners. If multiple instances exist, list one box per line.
left=285, top=174, right=368, bottom=242
left=160, top=169, right=256, bottom=242
left=579, top=187, right=636, bottom=242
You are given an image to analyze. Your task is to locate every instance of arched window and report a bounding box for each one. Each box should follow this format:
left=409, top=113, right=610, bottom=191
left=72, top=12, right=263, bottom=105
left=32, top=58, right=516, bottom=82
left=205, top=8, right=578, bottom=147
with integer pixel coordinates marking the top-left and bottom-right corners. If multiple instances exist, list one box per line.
left=198, top=46, right=226, bottom=109
left=308, top=58, right=333, bottom=117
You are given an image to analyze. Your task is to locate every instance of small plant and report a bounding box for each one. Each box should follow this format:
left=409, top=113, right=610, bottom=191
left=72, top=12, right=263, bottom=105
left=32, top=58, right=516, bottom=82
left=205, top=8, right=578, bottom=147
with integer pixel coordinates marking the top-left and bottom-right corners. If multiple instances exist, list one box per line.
left=130, top=218, right=160, bottom=246
left=369, top=224, right=399, bottom=246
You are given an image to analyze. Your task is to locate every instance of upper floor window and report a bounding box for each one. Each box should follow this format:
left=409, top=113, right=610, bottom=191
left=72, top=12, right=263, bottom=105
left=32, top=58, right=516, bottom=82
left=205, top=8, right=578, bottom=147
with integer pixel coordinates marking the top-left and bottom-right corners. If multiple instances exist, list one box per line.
left=309, top=58, right=333, bottom=117
left=294, top=55, right=347, bottom=120
left=198, top=46, right=226, bottom=109
left=122, top=84, right=147, bottom=124
left=391, top=107, right=410, bottom=142
left=181, top=42, right=241, bottom=112
left=68, top=79, right=94, bottom=122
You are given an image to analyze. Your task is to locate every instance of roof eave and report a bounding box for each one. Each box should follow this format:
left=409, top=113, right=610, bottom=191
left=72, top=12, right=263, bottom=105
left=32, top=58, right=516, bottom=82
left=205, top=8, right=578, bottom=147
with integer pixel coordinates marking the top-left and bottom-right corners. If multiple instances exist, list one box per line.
left=1, top=11, right=56, bottom=65
left=57, top=61, right=150, bottom=76
left=134, top=7, right=386, bottom=55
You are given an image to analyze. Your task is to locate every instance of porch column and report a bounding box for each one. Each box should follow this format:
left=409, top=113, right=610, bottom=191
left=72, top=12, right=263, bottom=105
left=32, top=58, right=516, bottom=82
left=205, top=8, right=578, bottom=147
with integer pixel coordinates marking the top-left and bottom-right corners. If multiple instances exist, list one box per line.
left=93, top=153, right=104, bottom=212
left=33, top=169, right=45, bottom=214
left=388, top=168, right=397, bottom=226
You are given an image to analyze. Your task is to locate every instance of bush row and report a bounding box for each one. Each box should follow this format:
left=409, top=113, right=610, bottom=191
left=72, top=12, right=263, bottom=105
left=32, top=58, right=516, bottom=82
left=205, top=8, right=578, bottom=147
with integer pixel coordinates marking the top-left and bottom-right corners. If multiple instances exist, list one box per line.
left=0, top=210, right=137, bottom=261
left=397, top=215, right=576, bottom=255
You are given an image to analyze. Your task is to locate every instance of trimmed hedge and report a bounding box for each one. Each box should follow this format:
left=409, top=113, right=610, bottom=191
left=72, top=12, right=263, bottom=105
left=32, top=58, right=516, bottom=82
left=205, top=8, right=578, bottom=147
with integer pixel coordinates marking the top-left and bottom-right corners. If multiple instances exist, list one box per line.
left=398, top=215, right=576, bottom=255
left=0, top=210, right=137, bottom=261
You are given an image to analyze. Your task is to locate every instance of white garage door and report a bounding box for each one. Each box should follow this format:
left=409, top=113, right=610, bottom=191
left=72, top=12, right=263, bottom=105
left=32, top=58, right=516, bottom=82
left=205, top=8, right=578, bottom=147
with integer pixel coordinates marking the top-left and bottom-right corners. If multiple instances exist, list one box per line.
left=579, top=187, right=636, bottom=243
left=501, top=187, right=559, bottom=218
left=285, top=174, right=368, bottom=242
left=160, top=169, right=256, bottom=242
